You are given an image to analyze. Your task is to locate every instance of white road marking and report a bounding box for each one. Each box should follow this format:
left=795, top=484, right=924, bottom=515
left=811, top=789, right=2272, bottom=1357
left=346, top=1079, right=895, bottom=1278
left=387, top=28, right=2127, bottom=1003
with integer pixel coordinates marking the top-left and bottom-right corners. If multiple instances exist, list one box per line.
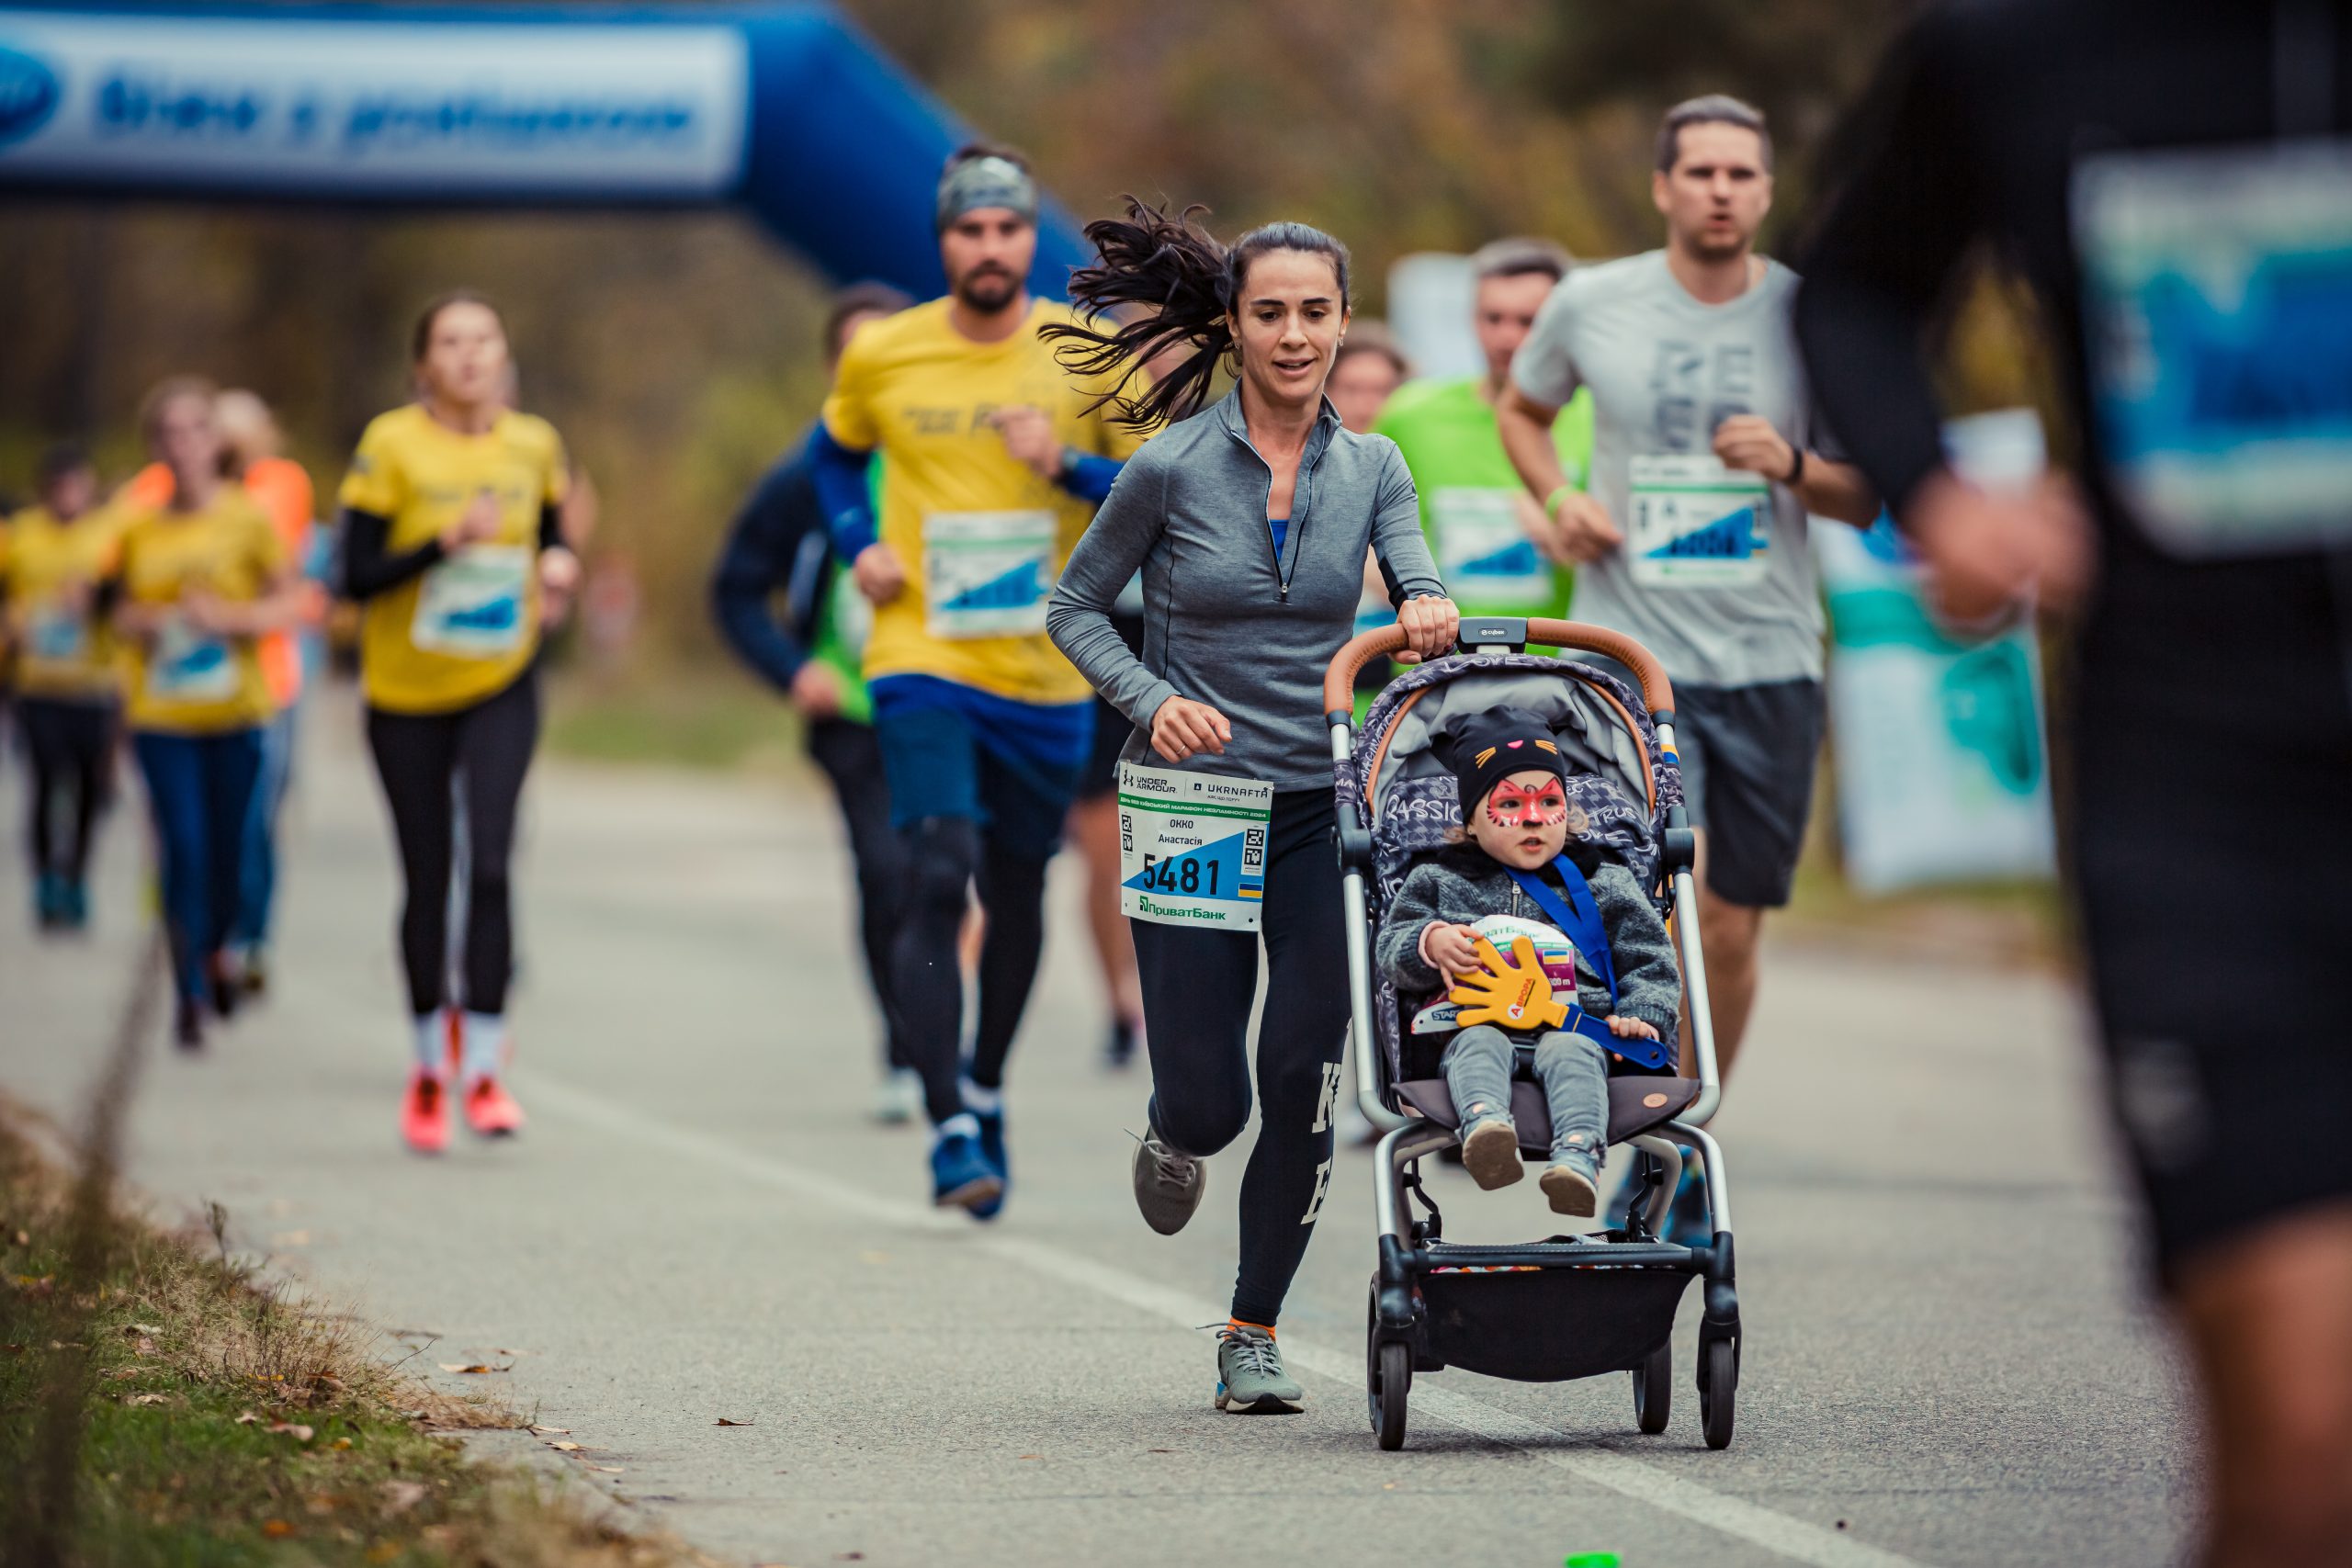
left=525, top=1073, right=1933, bottom=1568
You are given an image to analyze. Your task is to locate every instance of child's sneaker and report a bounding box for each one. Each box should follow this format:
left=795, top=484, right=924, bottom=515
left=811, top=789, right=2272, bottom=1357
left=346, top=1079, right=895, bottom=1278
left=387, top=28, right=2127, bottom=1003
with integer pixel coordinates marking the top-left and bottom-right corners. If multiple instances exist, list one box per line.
left=1459, top=1115, right=1524, bottom=1190
left=1540, top=1147, right=1600, bottom=1217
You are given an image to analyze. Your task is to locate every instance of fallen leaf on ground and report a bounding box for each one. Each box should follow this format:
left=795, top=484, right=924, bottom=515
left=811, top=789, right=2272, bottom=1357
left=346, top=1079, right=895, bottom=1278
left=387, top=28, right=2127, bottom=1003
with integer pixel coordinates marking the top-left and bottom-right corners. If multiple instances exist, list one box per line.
left=379, top=1481, right=428, bottom=1516
left=715, top=1417, right=755, bottom=1427
left=545, top=1440, right=582, bottom=1452
left=126, top=1322, right=163, bottom=1336
left=436, top=1363, right=511, bottom=1374
left=235, top=1411, right=260, bottom=1425
left=585, top=1464, right=624, bottom=1474
left=261, top=1520, right=295, bottom=1538
left=1147, top=1448, right=1174, bottom=1454
left=331, top=1438, right=354, bottom=1451
left=1018, top=1454, right=1040, bottom=1461
left=123, top=1393, right=168, bottom=1406
left=266, top=1423, right=315, bottom=1442
left=527, top=1425, right=570, bottom=1436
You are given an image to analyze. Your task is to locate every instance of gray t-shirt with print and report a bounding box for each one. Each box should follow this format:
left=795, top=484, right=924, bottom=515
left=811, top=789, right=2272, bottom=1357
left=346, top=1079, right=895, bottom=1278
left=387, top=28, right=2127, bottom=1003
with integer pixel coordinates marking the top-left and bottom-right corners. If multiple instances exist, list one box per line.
left=1510, top=250, right=1834, bottom=689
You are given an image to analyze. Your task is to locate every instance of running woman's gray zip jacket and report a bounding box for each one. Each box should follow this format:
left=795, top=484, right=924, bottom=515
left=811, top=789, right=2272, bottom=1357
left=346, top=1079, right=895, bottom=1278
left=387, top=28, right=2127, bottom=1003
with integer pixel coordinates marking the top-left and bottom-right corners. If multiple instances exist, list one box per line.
left=1048, top=389, right=1445, bottom=792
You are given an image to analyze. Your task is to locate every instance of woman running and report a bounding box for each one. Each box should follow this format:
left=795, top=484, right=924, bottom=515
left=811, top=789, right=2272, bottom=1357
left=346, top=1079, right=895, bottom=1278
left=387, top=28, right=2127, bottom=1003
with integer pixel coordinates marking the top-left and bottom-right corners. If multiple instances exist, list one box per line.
left=2, top=444, right=121, bottom=931
left=109, top=380, right=301, bottom=1046
left=1046, top=203, right=1457, bottom=1412
left=336, top=292, right=580, bottom=1154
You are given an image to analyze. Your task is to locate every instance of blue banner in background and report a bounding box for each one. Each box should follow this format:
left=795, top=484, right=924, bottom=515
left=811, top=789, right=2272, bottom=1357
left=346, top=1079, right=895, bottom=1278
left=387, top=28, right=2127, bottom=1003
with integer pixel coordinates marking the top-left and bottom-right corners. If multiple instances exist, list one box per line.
left=0, top=1, right=1090, bottom=300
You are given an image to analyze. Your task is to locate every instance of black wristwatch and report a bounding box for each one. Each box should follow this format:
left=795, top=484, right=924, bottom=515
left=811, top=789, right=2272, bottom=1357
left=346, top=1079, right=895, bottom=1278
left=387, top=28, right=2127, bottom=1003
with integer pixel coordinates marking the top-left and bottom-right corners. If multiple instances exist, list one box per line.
left=1782, top=446, right=1807, bottom=487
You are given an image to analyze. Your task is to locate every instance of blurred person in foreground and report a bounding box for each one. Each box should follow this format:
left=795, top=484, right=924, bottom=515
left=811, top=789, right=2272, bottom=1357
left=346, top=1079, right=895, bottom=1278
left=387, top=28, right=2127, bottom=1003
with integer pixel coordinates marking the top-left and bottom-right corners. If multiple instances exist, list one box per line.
left=1794, top=6, right=2352, bottom=1562
left=712, top=281, right=924, bottom=1123
left=0, top=444, right=122, bottom=930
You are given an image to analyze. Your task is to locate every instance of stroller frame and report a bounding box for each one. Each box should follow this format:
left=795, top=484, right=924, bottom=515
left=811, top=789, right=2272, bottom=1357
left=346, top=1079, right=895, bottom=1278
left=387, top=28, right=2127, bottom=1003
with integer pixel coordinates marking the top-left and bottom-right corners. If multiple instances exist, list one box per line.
left=1325, top=615, right=1741, bottom=1450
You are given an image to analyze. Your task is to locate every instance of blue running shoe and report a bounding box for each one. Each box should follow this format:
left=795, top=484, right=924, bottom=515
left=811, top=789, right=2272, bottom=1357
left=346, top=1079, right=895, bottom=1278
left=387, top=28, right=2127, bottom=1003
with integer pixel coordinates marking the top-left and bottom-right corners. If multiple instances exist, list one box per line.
left=35, top=873, right=65, bottom=929
left=930, top=1122, right=1003, bottom=1214
left=969, top=1101, right=1007, bottom=1221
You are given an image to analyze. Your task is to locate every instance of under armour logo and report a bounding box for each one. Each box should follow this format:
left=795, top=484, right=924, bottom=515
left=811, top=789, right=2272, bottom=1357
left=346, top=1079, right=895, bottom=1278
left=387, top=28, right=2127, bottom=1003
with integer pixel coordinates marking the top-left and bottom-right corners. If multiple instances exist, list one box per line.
left=1300, top=1158, right=1332, bottom=1224
left=1309, top=1061, right=1346, bottom=1134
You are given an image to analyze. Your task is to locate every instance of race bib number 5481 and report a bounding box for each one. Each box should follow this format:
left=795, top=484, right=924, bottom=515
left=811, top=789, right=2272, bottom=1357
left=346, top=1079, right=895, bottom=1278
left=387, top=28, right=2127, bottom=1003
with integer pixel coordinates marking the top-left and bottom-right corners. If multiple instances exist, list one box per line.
left=1117, top=761, right=1272, bottom=931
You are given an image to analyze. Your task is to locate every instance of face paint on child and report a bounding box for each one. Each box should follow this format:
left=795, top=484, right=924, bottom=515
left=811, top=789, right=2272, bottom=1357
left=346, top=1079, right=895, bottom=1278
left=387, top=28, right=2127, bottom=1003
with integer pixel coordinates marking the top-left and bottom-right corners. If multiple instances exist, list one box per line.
left=1485, top=776, right=1568, bottom=829
left=1468, top=768, right=1574, bottom=870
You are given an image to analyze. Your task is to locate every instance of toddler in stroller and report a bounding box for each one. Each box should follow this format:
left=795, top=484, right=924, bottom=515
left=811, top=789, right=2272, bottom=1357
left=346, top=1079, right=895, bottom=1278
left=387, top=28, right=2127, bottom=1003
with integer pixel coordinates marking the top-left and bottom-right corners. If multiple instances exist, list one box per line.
left=1374, top=705, right=1681, bottom=1215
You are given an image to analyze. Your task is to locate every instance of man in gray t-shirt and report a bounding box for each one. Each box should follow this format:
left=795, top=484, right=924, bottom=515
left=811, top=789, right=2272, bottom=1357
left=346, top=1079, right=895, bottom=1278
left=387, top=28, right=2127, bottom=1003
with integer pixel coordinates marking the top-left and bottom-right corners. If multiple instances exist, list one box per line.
left=1497, top=95, right=1879, bottom=1100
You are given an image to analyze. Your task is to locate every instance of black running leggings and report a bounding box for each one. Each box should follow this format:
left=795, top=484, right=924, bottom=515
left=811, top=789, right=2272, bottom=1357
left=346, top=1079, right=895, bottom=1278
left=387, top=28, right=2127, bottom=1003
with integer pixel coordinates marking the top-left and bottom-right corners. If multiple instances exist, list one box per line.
left=14, top=697, right=116, bottom=881
left=805, top=717, right=911, bottom=1073
left=364, top=671, right=539, bottom=1019
left=1134, top=788, right=1350, bottom=1328
left=894, top=815, right=1051, bottom=1124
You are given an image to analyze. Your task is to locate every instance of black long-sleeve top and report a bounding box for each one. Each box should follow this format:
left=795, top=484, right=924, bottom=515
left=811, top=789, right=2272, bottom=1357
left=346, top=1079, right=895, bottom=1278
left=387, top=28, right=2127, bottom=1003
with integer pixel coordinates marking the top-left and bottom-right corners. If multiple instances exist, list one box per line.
left=1794, top=0, right=2352, bottom=734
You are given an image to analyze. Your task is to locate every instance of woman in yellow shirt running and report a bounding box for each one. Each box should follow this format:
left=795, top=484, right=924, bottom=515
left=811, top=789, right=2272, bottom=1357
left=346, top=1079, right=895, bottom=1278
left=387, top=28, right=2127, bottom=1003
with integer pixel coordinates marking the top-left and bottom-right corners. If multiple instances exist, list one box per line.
left=0, top=444, right=121, bottom=931
left=335, top=291, right=580, bottom=1155
left=109, top=379, right=302, bottom=1048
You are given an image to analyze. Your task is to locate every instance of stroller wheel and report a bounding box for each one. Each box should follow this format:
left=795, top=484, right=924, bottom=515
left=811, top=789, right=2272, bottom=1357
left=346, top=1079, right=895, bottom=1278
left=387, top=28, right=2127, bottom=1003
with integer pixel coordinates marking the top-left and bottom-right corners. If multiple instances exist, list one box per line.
left=1699, top=1337, right=1737, bottom=1450
left=1370, top=1339, right=1412, bottom=1450
left=1632, top=1338, right=1671, bottom=1434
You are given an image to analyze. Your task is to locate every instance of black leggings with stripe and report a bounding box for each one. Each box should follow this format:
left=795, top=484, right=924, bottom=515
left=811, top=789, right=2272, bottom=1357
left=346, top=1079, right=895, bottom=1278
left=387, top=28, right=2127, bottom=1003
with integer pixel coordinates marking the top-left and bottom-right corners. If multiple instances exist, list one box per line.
left=1133, top=787, right=1349, bottom=1327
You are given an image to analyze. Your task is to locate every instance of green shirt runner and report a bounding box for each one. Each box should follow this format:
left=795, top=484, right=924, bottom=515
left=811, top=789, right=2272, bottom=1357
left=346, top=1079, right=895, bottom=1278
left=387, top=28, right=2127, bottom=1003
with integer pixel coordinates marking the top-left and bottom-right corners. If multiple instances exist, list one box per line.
left=1375, top=376, right=1596, bottom=630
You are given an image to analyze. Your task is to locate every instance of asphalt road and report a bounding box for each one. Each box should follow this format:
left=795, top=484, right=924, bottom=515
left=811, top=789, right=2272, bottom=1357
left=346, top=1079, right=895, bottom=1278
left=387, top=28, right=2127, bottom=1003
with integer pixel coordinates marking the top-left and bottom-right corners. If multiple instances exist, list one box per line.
left=0, top=690, right=2196, bottom=1567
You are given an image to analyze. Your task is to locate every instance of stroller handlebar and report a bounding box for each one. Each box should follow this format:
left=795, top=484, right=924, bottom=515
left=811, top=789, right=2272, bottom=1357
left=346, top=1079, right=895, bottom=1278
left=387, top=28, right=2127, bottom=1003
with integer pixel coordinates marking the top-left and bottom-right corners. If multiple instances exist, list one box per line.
left=1321, top=618, right=1679, bottom=721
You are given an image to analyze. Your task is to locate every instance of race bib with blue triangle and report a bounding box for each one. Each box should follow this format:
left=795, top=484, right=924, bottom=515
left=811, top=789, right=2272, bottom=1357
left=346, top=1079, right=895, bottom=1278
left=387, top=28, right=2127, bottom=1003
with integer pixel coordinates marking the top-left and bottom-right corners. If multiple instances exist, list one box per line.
left=1115, top=761, right=1272, bottom=931
left=922, top=509, right=1057, bottom=639
left=1430, top=488, right=1551, bottom=606
left=413, top=545, right=530, bottom=658
left=1626, top=453, right=1771, bottom=589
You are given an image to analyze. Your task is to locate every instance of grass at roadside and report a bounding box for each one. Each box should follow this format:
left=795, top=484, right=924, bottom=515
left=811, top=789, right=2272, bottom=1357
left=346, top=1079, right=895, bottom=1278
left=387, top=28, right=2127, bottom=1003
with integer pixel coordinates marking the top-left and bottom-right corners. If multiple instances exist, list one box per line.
left=542, top=664, right=799, bottom=773
left=0, top=1104, right=702, bottom=1567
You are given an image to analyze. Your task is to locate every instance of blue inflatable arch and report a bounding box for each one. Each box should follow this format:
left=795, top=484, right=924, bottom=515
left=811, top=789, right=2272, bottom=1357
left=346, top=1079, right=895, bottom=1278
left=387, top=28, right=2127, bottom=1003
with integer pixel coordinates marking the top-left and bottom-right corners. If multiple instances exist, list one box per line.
left=0, top=1, right=1090, bottom=299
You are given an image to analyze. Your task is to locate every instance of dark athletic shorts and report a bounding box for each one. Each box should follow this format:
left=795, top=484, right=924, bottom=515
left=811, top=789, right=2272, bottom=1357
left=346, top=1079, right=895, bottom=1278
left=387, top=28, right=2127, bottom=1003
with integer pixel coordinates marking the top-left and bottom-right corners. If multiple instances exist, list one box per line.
left=1671, top=678, right=1826, bottom=909
left=2076, top=667, right=2352, bottom=1283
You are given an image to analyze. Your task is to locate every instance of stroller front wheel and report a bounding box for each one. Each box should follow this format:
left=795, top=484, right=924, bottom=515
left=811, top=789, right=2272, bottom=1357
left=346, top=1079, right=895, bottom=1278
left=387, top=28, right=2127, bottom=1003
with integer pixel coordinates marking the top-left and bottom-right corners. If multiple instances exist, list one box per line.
left=1699, top=1337, right=1737, bottom=1450
left=1370, top=1339, right=1412, bottom=1450
left=1632, top=1338, right=1671, bottom=1434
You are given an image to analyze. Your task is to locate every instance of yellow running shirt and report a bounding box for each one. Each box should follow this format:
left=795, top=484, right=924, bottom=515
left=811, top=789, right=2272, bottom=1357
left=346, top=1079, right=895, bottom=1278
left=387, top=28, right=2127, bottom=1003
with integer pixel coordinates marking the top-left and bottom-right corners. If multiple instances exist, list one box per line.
left=115, top=492, right=284, bottom=735
left=820, top=298, right=1147, bottom=705
left=1, top=504, right=126, bottom=702
left=337, top=405, right=569, bottom=716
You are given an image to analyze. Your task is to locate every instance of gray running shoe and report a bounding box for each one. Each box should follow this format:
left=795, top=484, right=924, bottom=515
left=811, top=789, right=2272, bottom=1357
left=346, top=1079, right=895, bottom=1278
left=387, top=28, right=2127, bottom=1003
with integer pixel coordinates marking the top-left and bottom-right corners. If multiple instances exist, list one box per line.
left=1215, top=1325, right=1304, bottom=1413
left=1131, top=1126, right=1206, bottom=1235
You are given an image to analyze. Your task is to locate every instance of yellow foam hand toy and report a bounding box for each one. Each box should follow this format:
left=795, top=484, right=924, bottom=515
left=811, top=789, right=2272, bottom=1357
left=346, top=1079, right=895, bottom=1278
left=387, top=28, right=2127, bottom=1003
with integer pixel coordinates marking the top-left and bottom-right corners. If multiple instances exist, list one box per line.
left=1448, top=933, right=1571, bottom=1032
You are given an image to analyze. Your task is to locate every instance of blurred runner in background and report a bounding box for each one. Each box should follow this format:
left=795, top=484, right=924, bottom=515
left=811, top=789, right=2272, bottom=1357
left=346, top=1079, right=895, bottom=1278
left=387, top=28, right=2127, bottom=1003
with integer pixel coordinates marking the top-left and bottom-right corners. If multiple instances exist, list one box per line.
left=338, top=292, right=581, bottom=1154
left=813, top=146, right=1148, bottom=1217
left=1498, top=96, right=1880, bottom=1239
left=1795, top=6, right=2352, bottom=1561
left=214, top=389, right=317, bottom=995
left=1325, top=321, right=1408, bottom=434
left=1378, top=238, right=1591, bottom=639
left=712, top=280, right=923, bottom=1123
left=110, top=379, right=300, bottom=1048
left=0, top=443, right=122, bottom=931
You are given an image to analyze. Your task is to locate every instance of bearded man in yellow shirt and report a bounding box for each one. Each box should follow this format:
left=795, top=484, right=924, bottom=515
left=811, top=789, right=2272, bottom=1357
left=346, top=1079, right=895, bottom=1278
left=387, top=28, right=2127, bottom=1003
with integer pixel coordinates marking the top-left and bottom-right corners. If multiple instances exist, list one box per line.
left=811, top=144, right=1148, bottom=1218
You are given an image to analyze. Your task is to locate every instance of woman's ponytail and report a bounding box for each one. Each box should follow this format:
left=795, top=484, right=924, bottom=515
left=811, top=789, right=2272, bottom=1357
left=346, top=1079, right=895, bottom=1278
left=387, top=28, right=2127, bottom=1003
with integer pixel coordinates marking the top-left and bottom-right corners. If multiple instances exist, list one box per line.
left=1046, top=197, right=1235, bottom=429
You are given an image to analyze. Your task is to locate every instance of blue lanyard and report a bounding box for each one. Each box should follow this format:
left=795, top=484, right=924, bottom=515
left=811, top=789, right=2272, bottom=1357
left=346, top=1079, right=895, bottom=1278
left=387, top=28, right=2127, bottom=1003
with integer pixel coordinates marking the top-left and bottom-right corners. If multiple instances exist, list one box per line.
left=1503, top=856, right=1617, bottom=1006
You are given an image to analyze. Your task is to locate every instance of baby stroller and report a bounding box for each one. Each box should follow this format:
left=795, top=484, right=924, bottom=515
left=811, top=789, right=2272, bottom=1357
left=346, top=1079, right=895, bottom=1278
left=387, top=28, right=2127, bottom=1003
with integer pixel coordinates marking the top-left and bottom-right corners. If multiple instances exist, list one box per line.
left=1327, top=615, right=1739, bottom=1450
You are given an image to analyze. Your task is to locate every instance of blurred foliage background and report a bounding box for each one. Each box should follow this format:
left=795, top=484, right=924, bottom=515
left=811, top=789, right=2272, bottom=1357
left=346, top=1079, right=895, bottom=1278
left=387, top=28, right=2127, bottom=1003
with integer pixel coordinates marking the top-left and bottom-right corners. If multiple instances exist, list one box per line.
left=0, top=0, right=2052, bottom=679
